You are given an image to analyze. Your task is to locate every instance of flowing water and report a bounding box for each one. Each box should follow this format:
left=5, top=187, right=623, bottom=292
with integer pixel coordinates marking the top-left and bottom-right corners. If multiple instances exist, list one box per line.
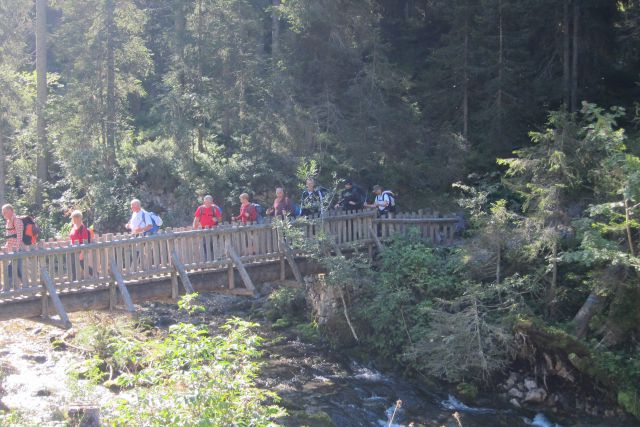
left=0, top=292, right=638, bottom=427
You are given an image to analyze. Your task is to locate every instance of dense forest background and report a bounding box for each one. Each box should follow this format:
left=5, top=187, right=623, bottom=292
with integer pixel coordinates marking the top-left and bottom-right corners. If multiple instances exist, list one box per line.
left=1, top=0, right=639, bottom=232
left=2, top=1, right=640, bottom=420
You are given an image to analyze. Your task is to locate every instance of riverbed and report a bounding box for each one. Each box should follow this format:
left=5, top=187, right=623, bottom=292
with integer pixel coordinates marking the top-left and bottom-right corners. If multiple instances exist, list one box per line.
left=0, top=291, right=637, bottom=427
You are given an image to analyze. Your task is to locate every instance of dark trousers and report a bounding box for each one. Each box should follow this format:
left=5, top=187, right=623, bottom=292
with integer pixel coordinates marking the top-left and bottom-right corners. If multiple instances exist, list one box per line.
left=5, top=259, right=23, bottom=290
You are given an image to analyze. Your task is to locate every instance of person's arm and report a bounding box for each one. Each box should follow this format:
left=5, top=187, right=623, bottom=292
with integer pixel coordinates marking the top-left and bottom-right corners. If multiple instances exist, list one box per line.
left=193, top=207, right=201, bottom=229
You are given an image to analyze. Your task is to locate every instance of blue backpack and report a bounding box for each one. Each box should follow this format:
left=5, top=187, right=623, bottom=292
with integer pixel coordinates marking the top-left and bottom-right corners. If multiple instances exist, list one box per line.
left=291, top=203, right=302, bottom=217
left=252, top=203, right=265, bottom=224
left=142, top=210, right=162, bottom=235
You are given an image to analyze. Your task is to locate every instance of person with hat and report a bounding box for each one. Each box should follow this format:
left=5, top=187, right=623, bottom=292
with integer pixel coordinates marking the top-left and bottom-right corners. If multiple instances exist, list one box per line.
left=365, top=185, right=393, bottom=218
left=334, top=178, right=366, bottom=212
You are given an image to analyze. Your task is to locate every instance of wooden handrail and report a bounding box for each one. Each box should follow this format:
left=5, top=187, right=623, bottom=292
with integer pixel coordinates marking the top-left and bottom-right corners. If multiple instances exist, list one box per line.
left=0, top=211, right=457, bottom=303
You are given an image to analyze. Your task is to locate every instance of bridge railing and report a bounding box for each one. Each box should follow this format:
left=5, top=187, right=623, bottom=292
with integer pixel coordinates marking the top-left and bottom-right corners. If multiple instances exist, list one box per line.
left=0, top=211, right=457, bottom=301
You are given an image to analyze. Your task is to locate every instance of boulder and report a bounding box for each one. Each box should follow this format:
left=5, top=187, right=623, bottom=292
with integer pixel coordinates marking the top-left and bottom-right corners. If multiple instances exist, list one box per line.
left=509, top=398, right=522, bottom=408
left=523, top=388, right=547, bottom=404
left=524, top=378, right=538, bottom=390
left=508, top=388, right=524, bottom=399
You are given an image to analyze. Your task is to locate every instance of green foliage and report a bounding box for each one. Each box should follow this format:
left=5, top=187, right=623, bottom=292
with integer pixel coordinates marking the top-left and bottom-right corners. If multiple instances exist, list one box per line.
left=177, top=292, right=205, bottom=317
left=265, top=287, right=305, bottom=322
left=68, top=298, right=285, bottom=426
left=357, top=234, right=464, bottom=360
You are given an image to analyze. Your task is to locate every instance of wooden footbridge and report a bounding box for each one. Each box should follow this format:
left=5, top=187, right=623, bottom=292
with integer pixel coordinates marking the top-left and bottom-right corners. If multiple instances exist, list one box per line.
left=0, top=211, right=458, bottom=327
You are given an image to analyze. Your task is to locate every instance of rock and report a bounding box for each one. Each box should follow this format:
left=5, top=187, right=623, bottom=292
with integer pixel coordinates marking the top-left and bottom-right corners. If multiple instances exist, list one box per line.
left=508, top=388, right=524, bottom=399
left=524, top=378, right=538, bottom=390
left=35, top=389, right=51, bottom=397
left=509, top=398, right=522, bottom=408
left=505, top=372, right=518, bottom=389
left=67, top=405, right=100, bottom=427
left=604, top=409, right=615, bottom=417
left=523, top=388, right=547, bottom=404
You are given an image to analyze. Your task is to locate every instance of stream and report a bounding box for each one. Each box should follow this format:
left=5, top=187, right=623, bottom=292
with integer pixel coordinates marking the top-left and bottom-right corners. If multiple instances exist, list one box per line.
left=0, top=291, right=638, bottom=427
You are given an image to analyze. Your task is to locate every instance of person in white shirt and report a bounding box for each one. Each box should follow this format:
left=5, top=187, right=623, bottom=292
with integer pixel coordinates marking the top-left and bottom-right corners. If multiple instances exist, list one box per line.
left=125, top=199, right=154, bottom=236
left=365, top=185, right=391, bottom=218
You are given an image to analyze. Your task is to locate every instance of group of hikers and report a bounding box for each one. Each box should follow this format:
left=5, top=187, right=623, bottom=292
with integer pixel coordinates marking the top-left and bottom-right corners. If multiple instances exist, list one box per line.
left=1, top=177, right=396, bottom=252
left=0, top=178, right=394, bottom=284
left=189, top=177, right=396, bottom=230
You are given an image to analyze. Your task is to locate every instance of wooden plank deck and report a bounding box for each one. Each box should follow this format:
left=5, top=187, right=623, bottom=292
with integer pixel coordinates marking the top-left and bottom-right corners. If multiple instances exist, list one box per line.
left=0, top=211, right=458, bottom=322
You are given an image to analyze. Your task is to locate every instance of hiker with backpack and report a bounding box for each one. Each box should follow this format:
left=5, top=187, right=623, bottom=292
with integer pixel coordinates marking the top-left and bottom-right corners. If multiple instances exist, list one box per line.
left=300, top=178, right=325, bottom=216
left=68, top=210, right=94, bottom=280
left=193, top=195, right=222, bottom=229
left=365, top=185, right=396, bottom=218
left=335, top=178, right=366, bottom=212
left=2, top=204, right=25, bottom=288
left=233, top=193, right=259, bottom=224
left=126, top=199, right=161, bottom=236
left=267, top=187, right=297, bottom=219
left=193, top=195, right=222, bottom=261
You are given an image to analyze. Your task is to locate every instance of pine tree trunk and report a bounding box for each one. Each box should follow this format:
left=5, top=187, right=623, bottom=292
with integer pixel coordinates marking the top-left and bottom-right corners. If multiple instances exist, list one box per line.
left=497, top=0, right=503, bottom=145
left=570, top=1, right=579, bottom=113
left=35, top=0, right=48, bottom=205
left=496, top=242, right=501, bottom=285
left=462, top=9, right=469, bottom=141
left=624, top=198, right=635, bottom=256
left=272, top=0, right=279, bottom=57
left=196, top=0, right=205, bottom=154
left=105, top=0, right=116, bottom=168
left=0, top=123, right=5, bottom=206
left=572, top=291, right=603, bottom=338
left=562, top=0, right=571, bottom=109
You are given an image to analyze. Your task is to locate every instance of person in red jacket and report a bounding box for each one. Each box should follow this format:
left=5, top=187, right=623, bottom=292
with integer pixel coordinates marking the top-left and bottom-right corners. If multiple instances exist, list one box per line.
left=69, top=210, right=93, bottom=280
left=233, top=193, right=257, bottom=224
left=193, top=195, right=222, bottom=229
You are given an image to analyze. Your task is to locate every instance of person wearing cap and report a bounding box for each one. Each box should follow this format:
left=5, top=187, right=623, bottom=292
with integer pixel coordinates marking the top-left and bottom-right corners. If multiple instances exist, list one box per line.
left=334, top=178, right=366, bottom=212
left=365, top=185, right=392, bottom=218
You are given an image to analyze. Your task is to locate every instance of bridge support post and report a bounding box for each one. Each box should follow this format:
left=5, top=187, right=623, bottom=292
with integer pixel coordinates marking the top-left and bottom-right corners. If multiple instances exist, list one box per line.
left=109, top=259, right=136, bottom=314
left=279, top=239, right=304, bottom=286
left=171, top=251, right=195, bottom=294
left=226, top=245, right=255, bottom=294
left=40, top=268, right=72, bottom=329
left=368, top=226, right=384, bottom=253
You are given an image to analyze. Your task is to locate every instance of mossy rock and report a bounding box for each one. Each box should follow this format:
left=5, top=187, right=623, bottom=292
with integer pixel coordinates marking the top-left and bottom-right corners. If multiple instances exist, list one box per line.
left=272, top=317, right=292, bottom=329
left=456, top=382, right=478, bottom=405
left=618, top=389, right=640, bottom=420
left=288, top=410, right=335, bottom=427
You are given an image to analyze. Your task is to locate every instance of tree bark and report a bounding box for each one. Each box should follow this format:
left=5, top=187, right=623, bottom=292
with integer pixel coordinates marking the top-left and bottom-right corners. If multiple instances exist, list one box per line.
left=105, top=0, right=116, bottom=168
left=572, top=291, right=603, bottom=338
left=625, top=198, right=635, bottom=256
left=271, top=0, right=279, bottom=58
left=562, top=0, right=571, bottom=109
left=570, top=1, right=579, bottom=112
left=0, top=122, right=5, bottom=206
left=497, top=0, right=504, bottom=145
left=462, top=8, right=469, bottom=141
left=35, top=0, right=48, bottom=205
left=196, top=0, right=205, bottom=154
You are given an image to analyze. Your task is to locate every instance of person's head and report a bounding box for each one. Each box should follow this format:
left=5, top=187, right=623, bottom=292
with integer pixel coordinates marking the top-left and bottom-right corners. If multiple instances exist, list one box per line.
left=71, top=210, right=83, bottom=226
left=372, top=185, right=382, bottom=195
left=203, top=195, right=213, bottom=207
left=275, top=187, right=284, bottom=199
left=239, top=193, right=250, bottom=204
left=344, top=178, right=353, bottom=189
left=130, top=199, right=141, bottom=213
left=305, top=178, right=315, bottom=191
left=1, top=204, right=14, bottom=221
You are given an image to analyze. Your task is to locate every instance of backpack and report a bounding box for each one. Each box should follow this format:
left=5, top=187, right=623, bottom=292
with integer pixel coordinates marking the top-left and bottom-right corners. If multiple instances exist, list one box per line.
left=382, top=191, right=396, bottom=213
left=252, top=203, right=265, bottom=224
left=197, top=205, right=221, bottom=225
left=79, top=224, right=95, bottom=243
left=18, top=215, right=40, bottom=245
left=291, top=203, right=302, bottom=217
left=142, top=210, right=162, bottom=235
